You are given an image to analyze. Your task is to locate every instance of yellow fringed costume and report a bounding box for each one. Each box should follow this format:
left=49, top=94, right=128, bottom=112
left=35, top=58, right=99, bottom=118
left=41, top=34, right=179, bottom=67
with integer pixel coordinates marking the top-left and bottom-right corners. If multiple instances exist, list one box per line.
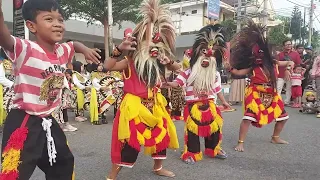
left=243, top=66, right=288, bottom=128
left=111, top=60, right=179, bottom=167
left=181, top=100, right=223, bottom=162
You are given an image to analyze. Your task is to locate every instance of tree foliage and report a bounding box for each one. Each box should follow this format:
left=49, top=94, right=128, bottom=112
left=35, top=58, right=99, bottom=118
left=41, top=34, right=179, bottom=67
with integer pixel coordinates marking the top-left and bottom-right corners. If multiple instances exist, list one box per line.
left=59, top=0, right=142, bottom=25
left=290, top=6, right=303, bottom=41
left=59, top=0, right=179, bottom=25
left=273, top=13, right=320, bottom=48
left=220, top=19, right=236, bottom=42
left=268, top=25, right=287, bottom=46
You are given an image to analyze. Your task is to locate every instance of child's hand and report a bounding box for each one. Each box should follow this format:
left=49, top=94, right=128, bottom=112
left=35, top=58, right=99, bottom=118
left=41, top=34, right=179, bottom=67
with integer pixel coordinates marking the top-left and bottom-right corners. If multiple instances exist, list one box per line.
left=84, top=48, right=101, bottom=64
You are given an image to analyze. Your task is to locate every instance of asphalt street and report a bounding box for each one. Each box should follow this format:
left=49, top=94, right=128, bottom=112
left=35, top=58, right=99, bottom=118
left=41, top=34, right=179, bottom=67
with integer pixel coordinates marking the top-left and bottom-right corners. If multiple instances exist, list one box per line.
left=1, top=104, right=320, bottom=180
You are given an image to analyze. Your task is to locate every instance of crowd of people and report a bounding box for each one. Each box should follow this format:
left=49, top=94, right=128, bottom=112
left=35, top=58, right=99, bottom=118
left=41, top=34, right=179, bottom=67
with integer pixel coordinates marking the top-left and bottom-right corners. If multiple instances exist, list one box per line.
left=0, top=0, right=319, bottom=180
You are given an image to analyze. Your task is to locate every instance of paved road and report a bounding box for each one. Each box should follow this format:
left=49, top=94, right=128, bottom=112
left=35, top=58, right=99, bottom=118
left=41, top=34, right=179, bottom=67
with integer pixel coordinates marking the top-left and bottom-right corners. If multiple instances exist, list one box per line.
left=1, top=104, right=320, bottom=180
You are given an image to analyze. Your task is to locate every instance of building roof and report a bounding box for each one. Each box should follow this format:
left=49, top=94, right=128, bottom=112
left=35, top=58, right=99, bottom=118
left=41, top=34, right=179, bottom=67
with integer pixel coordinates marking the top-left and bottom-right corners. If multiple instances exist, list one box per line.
left=168, top=0, right=235, bottom=13
left=221, top=0, right=237, bottom=6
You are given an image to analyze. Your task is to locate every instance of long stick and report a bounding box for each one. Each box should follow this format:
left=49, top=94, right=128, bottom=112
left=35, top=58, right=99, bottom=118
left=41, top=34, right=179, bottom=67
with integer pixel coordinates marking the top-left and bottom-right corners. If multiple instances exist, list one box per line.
left=108, top=0, right=113, bottom=57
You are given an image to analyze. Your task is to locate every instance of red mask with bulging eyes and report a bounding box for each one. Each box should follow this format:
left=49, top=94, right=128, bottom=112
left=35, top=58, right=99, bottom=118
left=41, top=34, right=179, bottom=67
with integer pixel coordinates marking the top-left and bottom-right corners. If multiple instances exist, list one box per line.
left=206, top=49, right=213, bottom=57
left=252, top=44, right=264, bottom=59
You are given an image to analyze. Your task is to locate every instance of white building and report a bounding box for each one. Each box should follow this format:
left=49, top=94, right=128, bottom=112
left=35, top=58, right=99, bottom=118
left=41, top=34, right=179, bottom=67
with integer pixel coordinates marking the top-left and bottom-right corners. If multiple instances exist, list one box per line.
left=169, top=0, right=236, bottom=61
left=169, top=0, right=235, bottom=34
left=233, top=0, right=282, bottom=27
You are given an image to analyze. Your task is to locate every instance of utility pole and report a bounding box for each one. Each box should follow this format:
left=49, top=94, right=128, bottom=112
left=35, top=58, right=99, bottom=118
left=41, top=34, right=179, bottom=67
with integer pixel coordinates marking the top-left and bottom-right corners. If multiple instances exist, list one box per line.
left=308, top=0, right=314, bottom=46
left=262, top=0, right=268, bottom=38
left=108, top=0, right=113, bottom=57
left=303, top=7, right=306, bottom=44
left=203, top=0, right=206, bottom=26
left=179, top=0, right=182, bottom=35
left=236, top=0, right=242, bottom=32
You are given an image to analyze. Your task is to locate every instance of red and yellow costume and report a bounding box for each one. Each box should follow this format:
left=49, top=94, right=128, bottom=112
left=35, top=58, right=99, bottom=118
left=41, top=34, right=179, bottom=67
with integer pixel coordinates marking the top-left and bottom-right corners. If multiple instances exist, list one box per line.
left=244, top=65, right=288, bottom=127
left=229, top=20, right=289, bottom=128
left=174, top=24, right=227, bottom=162
left=181, top=100, right=223, bottom=161
left=111, top=59, right=179, bottom=167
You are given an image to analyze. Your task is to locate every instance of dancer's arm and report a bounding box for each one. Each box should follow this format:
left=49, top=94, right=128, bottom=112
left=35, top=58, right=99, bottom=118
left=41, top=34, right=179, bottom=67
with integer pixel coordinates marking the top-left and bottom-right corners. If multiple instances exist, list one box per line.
left=276, top=60, right=294, bottom=67
left=163, top=81, right=179, bottom=88
left=217, top=91, right=231, bottom=108
left=104, top=37, right=136, bottom=71
left=166, top=60, right=182, bottom=71
left=104, top=57, right=129, bottom=72
left=229, top=68, right=252, bottom=76
left=223, top=61, right=251, bottom=76
left=162, top=70, right=187, bottom=88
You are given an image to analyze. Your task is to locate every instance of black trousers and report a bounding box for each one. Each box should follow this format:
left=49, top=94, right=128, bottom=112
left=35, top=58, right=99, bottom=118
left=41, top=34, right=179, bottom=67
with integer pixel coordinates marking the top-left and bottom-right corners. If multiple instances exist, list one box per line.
left=0, top=109, right=74, bottom=180
left=62, top=109, right=69, bottom=123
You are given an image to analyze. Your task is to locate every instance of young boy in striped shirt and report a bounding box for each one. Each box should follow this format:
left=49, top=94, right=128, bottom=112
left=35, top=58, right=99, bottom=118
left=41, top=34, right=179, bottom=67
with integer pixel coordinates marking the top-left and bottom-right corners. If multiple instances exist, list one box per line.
left=291, top=65, right=306, bottom=108
left=0, top=0, right=100, bottom=179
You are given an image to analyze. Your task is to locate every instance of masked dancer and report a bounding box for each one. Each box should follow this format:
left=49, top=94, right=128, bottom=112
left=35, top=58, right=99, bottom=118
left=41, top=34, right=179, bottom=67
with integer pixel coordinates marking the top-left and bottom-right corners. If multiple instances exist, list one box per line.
left=165, top=24, right=229, bottom=164
left=104, top=0, right=180, bottom=179
left=225, top=20, right=294, bottom=152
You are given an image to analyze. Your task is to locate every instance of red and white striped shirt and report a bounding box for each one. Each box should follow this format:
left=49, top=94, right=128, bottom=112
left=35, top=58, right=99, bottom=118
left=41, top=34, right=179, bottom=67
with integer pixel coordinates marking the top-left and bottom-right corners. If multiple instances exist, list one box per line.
left=4, top=36, right=74, bottom=117
left=291, top=73, right=303, bottom=86
left=174, top=69, right=222, bottom=102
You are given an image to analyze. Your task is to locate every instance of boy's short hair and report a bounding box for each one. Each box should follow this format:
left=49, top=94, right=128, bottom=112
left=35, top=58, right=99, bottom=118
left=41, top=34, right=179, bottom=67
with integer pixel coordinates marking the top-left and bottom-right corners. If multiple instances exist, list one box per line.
left=22, top=0, right=64, bottom=22
left=296, top=44, right=304, bottom=49
left=293, top=64, right=302, bottom=69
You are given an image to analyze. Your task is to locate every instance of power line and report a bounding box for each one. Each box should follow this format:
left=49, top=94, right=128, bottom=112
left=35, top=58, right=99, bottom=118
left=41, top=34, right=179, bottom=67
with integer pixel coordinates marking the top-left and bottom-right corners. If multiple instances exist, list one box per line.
left=286, top=0, right=309, bottom=7
left=314, top=12, right=320, bottom=25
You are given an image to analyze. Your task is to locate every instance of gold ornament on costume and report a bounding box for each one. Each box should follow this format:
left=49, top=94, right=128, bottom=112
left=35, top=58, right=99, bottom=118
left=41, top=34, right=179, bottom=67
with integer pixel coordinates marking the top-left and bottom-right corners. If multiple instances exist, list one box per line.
left=73, top=71, right=85, bottom=83
left=2, top=59, right=13, bottom=71
left=91, top=71, right=107, bottom=81
left=259, top=92, right=273, bottom=108
left=132, top=0, right=176, bottom=88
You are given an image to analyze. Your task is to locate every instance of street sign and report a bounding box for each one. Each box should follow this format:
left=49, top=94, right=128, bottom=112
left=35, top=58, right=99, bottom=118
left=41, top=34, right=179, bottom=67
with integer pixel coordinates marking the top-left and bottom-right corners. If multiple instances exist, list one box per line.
left=207, top=0, right=220, bottom=19
left=13, top=0, right=29, bottom=39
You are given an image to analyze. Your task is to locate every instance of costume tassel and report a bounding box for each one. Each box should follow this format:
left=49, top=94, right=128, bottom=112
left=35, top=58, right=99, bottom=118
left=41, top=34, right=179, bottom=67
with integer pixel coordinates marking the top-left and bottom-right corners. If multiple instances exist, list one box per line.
left=0, top=127, right=29, bottom=180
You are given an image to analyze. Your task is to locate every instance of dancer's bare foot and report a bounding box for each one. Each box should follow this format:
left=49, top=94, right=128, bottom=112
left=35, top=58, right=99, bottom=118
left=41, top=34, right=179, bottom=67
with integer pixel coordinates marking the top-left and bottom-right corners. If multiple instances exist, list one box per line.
left=235, top=141, right=244, bottom=152
left=271, top=136, right=289, bottom=144
left=154, top=167, right=175, bottom=177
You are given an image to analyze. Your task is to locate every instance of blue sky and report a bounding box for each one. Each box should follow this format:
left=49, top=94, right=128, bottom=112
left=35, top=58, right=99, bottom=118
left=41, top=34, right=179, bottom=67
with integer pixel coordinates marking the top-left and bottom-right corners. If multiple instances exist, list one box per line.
left=272, top=0, right=320, bottom=30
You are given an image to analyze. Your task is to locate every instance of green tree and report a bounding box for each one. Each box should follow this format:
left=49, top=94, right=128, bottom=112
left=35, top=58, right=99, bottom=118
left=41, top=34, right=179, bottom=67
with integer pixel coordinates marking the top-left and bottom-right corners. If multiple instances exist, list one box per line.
left=59, top=0, right=178, bottom=57
left=290, top=6, right=303, bottom=42
left=268, top=25, right=287, bottom=46
left=221, top=19, right=236, bottom=42
left=275, top=15, right=290, bottom=35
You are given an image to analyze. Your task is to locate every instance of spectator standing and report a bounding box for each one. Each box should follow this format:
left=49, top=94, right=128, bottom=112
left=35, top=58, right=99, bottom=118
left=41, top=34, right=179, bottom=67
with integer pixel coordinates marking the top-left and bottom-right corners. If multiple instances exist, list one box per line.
left=277, top=40, right=302, bottom=105
left=311, top=54, right=320, bottom=100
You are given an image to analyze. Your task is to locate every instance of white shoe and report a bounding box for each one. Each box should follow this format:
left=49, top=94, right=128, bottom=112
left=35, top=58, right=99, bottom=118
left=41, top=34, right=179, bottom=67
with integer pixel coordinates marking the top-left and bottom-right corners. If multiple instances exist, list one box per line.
left=63, top=123, right=78, bottom=132
left=75, top=116, right=87, bottom=122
